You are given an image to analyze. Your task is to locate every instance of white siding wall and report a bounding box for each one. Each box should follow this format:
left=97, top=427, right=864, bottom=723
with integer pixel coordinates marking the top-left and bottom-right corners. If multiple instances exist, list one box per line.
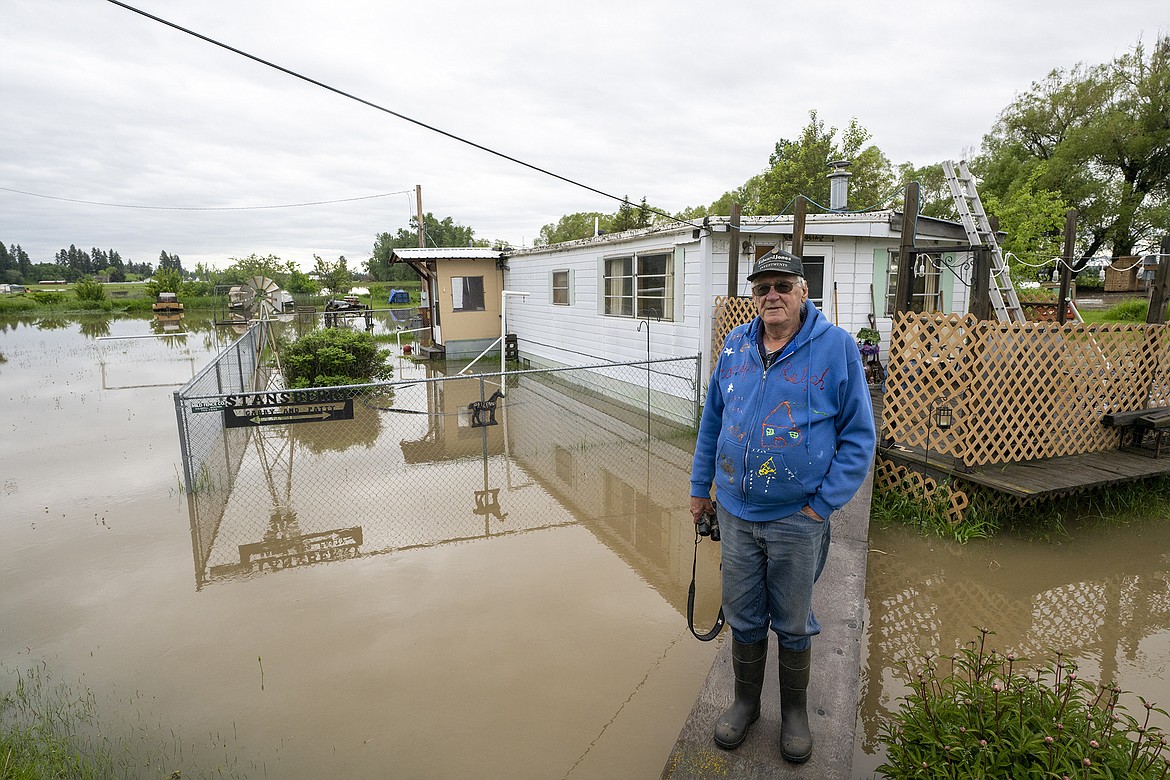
left=504, top=228, right=972, bottom=377
left=504, top=234, right=706, bottom=368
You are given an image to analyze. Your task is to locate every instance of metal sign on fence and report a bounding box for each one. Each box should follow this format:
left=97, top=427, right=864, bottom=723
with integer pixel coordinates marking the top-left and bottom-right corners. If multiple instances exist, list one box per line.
left=224, top=397, right=355, bottom=428
left=215, top=389, right=358, bottom=428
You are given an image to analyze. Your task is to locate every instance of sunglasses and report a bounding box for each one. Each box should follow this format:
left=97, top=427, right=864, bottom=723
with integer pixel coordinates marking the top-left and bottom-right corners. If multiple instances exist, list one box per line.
left=751, top=280, right=797, bottom=297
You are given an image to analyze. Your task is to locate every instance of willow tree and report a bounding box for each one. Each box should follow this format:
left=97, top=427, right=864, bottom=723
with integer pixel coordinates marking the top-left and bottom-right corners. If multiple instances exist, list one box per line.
left=977, top=34, right=1170, bottom=261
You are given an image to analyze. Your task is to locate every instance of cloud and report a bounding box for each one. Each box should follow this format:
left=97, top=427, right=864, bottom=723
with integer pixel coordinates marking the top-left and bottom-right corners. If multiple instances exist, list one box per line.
left=1, top=0, right=1159, bottom=269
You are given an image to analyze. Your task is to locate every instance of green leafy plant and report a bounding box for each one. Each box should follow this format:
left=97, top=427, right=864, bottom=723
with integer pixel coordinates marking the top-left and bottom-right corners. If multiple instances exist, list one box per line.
left=281, top=327, right=392, bottom=388
left=72, top=277, right=106, bottom=302
left=857, top=327, right=881, bottom=345
left=878, top=629, right=1170, bottom=778
left=144, top=267, right=183, bottom=298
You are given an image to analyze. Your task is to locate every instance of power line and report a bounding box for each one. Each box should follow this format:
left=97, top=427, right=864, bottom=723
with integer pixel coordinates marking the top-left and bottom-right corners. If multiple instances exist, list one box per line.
left=103, top=0, right=701, bottom=231
left=0, top=185, right=412, bottom=211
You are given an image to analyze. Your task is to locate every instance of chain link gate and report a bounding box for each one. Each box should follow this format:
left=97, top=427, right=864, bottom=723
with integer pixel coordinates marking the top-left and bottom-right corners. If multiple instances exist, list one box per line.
left=174, top=323, right=704, bottom=590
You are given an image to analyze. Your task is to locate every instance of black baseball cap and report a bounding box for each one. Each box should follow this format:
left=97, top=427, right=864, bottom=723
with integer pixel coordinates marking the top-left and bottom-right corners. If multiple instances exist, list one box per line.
left=747, top=248, right=804, bottom=281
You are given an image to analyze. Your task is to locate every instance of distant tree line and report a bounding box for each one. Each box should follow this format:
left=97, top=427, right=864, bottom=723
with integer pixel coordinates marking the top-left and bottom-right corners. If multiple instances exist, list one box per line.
left=0, top=242, right=168, bottom=285
left=366, top=212, right=491, bottom=281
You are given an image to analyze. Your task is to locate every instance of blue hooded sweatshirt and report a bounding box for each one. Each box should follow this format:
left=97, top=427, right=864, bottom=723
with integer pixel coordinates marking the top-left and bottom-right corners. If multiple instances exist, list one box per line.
left=690, top=300, right=876, bottom=522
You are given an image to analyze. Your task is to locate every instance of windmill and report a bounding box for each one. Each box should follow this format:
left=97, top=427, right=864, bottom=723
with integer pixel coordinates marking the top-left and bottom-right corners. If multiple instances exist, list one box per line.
left=237, top=276, right=287, bottom=387
left=238, top=276, right=286, bottom=319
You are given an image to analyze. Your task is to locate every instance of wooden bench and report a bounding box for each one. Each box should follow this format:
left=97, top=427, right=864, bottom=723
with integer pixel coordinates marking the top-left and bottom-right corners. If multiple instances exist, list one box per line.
left=1102, top=408, right=1170, bottom=457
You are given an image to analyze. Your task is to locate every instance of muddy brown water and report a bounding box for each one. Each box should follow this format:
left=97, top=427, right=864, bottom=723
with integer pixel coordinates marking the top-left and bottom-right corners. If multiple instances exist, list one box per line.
left=853, top=501, right=1170, bottom=775
left=2, top=311, right=1168, bottom=778
left=0, top=312, right=721, bottom=779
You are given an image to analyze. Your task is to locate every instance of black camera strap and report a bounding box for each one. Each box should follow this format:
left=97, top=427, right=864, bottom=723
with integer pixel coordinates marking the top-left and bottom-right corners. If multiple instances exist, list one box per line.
left=687, top=529, right=725, bottom=641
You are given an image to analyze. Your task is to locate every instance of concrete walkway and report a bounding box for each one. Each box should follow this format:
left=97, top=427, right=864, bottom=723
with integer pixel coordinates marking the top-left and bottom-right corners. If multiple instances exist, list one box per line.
left=662, top=467, right=874, bottom=779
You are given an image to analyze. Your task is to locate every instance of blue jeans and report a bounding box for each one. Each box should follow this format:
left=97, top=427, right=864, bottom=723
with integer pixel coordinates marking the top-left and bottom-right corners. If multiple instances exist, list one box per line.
left=718, top=503, right=831, bottom=650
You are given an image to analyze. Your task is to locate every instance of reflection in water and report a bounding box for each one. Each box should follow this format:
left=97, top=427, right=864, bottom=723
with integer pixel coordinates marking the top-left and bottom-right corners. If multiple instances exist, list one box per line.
left=856, top=522, right=1170, bottom=773
left=78, top=314, right=113, bottom=338
left=150, top=312, right=185, bottom=336
left=184, top=354, right=720, bottom=621
left=36, top=314, right=70, bottom=330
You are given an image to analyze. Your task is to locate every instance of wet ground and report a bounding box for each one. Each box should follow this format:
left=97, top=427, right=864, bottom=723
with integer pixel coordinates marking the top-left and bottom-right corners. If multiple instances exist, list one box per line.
left=3, top=310, right=1169, bottom=779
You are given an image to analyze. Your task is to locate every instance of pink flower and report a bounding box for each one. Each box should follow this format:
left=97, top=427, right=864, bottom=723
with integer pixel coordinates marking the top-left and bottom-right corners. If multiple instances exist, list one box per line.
left=1044, top=736, right=1054, bottom=744
left=980, top=739, right=987, bottom=747
left=1083, top=757, right=1092, bottom=767
left=1090, top=740, right=1099, bottom=749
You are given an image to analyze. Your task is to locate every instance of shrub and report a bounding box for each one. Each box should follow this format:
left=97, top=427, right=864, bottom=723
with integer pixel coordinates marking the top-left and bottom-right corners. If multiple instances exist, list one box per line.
left=181, top=280, right=213, bottom=297
left=281, top=327, right=392, bottom=389
left=144, top=268, right=183, bottom=298
left=73, top=277, right=106, bottom=302
left=31, top=291, right=65, bottom=305
left=877, top=630, right=1170, bottom=778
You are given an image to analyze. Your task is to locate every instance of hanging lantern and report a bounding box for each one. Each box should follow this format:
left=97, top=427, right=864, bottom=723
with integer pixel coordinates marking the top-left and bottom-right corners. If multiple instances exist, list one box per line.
left=934, top=402, right=953, bottom=431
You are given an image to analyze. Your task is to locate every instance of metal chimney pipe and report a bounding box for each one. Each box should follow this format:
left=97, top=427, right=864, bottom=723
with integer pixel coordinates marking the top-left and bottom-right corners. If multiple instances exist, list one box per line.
left=827, top=160, right=852, bottom=211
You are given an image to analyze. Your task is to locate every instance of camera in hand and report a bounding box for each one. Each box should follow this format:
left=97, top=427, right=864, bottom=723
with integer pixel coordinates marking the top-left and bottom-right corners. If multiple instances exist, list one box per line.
left=696, top=511, right=720, bottom=542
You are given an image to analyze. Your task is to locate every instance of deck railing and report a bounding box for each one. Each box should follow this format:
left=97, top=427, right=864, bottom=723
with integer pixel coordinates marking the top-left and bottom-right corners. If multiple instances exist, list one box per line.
left=882, top=312, right=1170, bottom=467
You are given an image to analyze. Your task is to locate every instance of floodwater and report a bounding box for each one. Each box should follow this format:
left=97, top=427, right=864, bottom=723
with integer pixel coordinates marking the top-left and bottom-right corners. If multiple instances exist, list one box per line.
left=853, top=500, right=1170, bottom=776
left=0, top=311, right=722, bottom=779
left=4, top=311, right=1169, bottom=779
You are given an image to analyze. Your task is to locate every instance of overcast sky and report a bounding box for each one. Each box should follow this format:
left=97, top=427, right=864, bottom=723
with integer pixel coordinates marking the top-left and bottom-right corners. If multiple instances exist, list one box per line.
left=1, top=0, right=1161, bottom=271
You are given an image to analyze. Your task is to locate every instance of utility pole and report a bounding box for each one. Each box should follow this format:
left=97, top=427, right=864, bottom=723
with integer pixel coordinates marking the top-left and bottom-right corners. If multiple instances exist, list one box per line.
left=1057, top=209, right=1077, bottom=325
left=416, top=185, right=425, bottom=248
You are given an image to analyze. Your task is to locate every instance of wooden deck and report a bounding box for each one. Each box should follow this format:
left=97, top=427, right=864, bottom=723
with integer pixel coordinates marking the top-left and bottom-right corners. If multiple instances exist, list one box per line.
left=881, top=443, right=1170, bottom=500
left=871, top=386, right=1170, bottom=500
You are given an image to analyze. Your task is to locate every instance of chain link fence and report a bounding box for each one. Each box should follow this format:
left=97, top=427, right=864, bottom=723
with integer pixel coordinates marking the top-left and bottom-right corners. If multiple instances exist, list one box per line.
left=173, top=323, right=710, bottom=594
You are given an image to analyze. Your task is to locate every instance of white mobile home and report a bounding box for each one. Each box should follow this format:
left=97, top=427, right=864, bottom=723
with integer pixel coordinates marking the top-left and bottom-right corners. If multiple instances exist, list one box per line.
left=502, top=211, right=973, bottom=383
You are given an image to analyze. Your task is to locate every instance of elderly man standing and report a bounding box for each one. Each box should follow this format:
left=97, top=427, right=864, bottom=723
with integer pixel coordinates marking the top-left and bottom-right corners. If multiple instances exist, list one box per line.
left=689, top=248, right=875, bottom=763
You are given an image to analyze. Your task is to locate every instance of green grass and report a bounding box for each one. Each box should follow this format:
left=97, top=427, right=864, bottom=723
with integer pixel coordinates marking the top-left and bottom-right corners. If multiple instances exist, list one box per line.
left=876, top=473, right=1170, bottom=543
left=0, top=662, right=243, bottom=779
left=0, top=292, right=221, bottom=314
left=1079, top=297, right=1155, bottom=324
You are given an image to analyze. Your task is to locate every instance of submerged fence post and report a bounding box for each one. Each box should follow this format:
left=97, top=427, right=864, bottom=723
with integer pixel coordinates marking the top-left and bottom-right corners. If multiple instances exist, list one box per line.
left=693, top=354, right=702, bottom=430
left=173, top=390, right=195, bottom=493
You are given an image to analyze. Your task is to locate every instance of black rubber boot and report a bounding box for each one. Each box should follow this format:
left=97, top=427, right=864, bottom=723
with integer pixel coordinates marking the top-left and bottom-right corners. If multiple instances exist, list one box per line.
left=778, top=646, right=813, bottom=763
left=713, top=638, right=768, bottom=750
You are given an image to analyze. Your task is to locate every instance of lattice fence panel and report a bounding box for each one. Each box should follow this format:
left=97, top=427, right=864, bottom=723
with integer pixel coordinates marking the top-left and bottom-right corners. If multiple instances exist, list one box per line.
left=711, top=295, right=757, bottom=370
left=875, top=457, right=970, bottom=524
left=883, top=313, right=1170, bottom=467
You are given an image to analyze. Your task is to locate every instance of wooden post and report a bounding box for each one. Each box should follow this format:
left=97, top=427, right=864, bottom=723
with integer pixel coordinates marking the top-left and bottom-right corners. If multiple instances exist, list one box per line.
left=727, top=202, right=741, bottom=297
left=894, top=182, right=919, bottom=314
left=416, top=185, right=425, bottom=248
left=1146, top=235, right=1170, bottom=325
left=791, top=195, right=807, bottom=259
left=970, top=246, right=991, bottom=320
left=1057, top=209, right=1077, bottom=325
